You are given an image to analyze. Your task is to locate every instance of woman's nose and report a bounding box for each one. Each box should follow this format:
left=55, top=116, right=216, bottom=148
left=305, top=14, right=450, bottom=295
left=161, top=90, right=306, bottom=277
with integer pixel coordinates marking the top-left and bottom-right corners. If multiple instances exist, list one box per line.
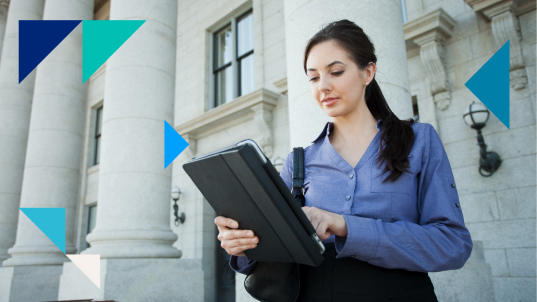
left=319, top=77, right=332, bottom=92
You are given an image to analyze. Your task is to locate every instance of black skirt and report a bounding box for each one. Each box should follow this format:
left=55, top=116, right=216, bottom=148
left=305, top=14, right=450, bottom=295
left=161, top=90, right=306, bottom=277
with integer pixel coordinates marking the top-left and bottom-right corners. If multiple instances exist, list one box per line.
left=297, top=243, right=438, bottom=302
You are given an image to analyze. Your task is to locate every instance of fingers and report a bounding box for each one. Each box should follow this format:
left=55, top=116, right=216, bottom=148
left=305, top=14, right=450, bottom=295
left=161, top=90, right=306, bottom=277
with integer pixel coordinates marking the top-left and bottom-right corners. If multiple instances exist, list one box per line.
left=219, top=235, right=259, bottom=257
left=214, top=216, right=239, bottom=229
left=302, top=207, right=332, bottom=240
left=217, top=229, right=255, bottom=241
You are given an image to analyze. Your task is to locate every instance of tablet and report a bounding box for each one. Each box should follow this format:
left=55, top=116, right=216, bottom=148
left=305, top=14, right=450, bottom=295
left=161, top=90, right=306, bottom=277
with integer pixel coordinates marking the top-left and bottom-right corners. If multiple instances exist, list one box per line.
left=183, top=139, right=325, bottom=266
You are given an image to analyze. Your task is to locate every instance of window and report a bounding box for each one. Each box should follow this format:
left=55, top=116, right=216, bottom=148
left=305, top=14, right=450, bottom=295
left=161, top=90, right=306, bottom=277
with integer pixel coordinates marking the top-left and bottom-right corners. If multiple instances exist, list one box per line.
left=92, top=106, right=103, bottom=166
left=213, top=9, right=254, bottom=108
left=85, top=204, right=97, bottom=249
left=412, top=95, right=419, bottom=122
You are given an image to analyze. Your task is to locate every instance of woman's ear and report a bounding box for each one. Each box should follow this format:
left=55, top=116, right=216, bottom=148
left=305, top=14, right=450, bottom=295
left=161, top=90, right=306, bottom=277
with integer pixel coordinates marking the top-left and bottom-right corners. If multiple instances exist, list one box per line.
left=365, top=62, right=376, bottom=84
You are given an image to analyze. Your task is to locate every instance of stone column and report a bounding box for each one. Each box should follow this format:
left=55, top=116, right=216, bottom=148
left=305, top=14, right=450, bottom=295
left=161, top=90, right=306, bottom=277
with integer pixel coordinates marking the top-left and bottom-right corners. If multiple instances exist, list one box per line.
left=84, top=0, right=181, bottom=259
left=0, top=1, right=92, bottom=301
left=0, top=0, right=9, bottom=61
left=0, top=0, right=44, bottom=266
left=3, top=0, right=93, bottom=268
left=284, top=0, right=413, bottom=147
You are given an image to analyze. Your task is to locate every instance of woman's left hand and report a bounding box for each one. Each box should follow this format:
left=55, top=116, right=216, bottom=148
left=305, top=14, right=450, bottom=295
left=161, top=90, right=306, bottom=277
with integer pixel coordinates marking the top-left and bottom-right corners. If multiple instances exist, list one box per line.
left=302, top=206, right=348, bottom=240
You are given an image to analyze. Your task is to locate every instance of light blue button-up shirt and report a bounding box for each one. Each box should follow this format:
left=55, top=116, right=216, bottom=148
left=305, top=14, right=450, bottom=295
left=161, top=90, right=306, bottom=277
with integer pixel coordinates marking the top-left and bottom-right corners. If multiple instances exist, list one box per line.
left=231, top=120, right=472, bottom=274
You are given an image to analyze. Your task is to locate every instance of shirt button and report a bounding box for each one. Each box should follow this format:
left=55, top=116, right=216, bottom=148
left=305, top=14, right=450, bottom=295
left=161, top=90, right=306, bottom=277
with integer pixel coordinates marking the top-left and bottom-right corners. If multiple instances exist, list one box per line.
left=451, top=183, right=456, bottom=188
left=350, top=255, right=356, bottom=258
left=346, top=196, right=351, bottom=201
left=349, top=174, right=354, bottom=179
left=455, top=203, right=460, bottom=208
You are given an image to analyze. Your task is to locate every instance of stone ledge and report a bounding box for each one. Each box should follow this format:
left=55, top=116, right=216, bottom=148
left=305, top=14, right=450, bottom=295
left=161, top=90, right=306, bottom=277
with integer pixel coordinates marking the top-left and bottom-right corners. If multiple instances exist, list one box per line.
left=175, top=88, right=280, bottom=157
left=404, top=8, right=456, bottom=46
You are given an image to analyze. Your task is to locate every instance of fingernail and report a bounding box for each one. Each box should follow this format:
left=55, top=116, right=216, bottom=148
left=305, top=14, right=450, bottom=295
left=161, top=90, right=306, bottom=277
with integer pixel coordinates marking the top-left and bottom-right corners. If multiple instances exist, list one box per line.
left=231, top=222, right=238, bottom=228
left=248, top=231, right=254, bottom=237
left=251, top=238, right=258, bottom=243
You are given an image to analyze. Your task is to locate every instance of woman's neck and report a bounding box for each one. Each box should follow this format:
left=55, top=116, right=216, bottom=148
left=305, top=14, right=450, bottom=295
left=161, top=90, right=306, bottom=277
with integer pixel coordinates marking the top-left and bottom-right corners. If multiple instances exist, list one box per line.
left=330, top=105, right=378, bottom=145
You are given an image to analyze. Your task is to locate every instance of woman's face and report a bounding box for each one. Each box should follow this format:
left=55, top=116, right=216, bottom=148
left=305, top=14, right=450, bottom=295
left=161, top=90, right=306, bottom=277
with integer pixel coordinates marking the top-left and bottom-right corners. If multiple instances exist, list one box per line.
left=306, top=40, right=373, bottom=118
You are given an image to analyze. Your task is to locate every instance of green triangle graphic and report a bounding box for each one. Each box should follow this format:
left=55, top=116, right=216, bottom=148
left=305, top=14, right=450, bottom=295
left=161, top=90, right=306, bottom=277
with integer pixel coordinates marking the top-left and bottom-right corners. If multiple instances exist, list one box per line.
left=82, top=20, right=145, bottom=83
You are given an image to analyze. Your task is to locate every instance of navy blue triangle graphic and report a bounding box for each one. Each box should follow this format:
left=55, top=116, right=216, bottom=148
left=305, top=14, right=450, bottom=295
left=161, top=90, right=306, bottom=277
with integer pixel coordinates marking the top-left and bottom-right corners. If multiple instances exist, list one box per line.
left=19, top=20, right=82, bottom=83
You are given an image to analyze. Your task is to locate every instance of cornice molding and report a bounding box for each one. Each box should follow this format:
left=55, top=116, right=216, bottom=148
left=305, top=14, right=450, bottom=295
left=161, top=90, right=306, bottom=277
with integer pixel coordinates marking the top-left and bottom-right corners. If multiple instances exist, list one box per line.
left=176, top=88, right=280, bottom=157
left=273, top=77, right=288, bottom=95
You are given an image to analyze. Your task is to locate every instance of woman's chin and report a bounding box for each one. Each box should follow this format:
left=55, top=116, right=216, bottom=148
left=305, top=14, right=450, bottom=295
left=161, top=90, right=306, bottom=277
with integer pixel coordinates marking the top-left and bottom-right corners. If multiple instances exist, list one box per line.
left=322, top=107, right=345, bottom=118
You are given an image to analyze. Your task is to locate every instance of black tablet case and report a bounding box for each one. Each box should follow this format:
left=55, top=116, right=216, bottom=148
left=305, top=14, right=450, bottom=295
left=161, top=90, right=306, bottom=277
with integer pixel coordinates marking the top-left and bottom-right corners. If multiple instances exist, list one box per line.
left=183, top=142, right=324, bottom=267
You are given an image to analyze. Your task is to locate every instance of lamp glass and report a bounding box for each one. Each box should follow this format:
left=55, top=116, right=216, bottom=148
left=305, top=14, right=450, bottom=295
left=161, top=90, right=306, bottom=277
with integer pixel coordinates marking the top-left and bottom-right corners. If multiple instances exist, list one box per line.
left=464, top=103, right=489, bottom=126
left=171, top=186, right=181, bottom=200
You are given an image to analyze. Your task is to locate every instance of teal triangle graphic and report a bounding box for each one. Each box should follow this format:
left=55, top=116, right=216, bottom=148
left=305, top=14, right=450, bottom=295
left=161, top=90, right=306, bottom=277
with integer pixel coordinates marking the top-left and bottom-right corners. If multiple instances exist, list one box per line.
left=20, top=208, right=65, bottom=253
left=465, top=40, right=510, bottom=129
left=82, top=20, right=145, bottom=83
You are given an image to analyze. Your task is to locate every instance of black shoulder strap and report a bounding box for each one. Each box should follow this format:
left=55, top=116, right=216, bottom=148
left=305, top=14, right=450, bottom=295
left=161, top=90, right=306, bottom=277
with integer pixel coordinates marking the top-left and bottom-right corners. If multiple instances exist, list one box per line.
left=292, top=147, right=305, bottom=207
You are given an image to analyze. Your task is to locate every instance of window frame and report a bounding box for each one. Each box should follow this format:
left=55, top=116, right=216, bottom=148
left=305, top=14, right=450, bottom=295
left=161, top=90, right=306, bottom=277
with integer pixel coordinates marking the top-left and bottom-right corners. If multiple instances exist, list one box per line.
left=84, top=204, right=97, bottom=249
left=92, top=105, right=103, bottom=166
left=211, top=8, right=254, bottom=109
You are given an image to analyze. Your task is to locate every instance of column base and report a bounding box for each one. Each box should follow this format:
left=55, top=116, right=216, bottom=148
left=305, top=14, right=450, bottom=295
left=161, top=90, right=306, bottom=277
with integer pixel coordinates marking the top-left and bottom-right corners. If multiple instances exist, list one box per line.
left=2, top=245, right=72, bottom=266
left=84, top=229, right=181, bottom=258
left=0, top=265, right=63, bottom=302
left=58, top=258, right=205, bottom=301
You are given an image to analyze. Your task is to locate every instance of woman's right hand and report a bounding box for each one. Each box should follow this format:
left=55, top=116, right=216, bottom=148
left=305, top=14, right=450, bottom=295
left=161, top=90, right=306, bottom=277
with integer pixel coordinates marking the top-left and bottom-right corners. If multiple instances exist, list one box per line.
left=215, top=216, right=258, bottom=257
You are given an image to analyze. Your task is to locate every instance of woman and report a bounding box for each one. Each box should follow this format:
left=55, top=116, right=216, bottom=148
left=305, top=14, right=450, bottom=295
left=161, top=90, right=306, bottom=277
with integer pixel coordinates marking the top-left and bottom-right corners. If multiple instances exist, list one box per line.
left=215, top=20, right=472, bottom=301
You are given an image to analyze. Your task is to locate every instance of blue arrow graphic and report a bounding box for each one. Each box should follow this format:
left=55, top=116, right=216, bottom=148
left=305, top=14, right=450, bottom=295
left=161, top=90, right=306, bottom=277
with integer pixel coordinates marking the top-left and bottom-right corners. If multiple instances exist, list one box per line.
left=20, top=208, right=65, bottom=253
left=465, top=40, right=510, bottom=129
left=164, top=121, right=189, bottom=168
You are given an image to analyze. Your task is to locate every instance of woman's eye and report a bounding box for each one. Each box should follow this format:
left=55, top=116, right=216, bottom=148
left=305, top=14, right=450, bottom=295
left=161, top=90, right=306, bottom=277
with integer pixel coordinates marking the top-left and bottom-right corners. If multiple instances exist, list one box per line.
left=332, top=71, right=343, bottom=76
left=309, top=77, right=319, bottom=82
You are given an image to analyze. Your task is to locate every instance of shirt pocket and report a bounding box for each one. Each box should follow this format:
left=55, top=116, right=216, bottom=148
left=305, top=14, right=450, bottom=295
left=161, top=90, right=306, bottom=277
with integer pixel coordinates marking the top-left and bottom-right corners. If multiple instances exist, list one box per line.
left=370, top=168, right=414, bottom=195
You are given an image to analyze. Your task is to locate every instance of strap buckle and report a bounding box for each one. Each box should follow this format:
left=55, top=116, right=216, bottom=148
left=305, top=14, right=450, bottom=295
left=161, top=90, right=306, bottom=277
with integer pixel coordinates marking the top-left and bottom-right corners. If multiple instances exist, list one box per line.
left=291, top=187, right=305, bottom=196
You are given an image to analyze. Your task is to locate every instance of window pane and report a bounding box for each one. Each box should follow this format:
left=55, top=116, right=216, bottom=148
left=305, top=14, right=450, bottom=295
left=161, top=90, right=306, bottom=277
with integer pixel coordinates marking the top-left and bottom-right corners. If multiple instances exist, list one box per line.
left=237, top=13, right=253, bottom=57
left=86, top=205, right=97, bottom=248
left=95, top=137, right=100, bottom=165
left=96, top=107, right=102, bottom=136
left=216, top=67, right=233, bottom=106
left=240, top=54, right=254, bottom=96
left=215, top=25, right=232, bottom=68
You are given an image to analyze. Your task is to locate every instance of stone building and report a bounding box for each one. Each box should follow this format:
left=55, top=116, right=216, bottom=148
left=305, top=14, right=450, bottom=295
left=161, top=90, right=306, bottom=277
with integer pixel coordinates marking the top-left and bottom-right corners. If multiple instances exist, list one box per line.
left=0, top=0, right=534, bottom=301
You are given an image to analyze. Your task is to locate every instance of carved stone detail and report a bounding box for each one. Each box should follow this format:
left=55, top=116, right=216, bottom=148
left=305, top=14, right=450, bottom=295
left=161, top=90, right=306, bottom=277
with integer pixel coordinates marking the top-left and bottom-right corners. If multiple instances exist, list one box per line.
left=404, top=9, right=456, bottom=110
left=465, top=0, right=529, bottom=90
left=181, top=133, right=197, bottom=158
left=490, top=10, right=526, bottom=89
left=0, top=0, right=9, bottom=22
left=251, top=103, right=274, bottom=158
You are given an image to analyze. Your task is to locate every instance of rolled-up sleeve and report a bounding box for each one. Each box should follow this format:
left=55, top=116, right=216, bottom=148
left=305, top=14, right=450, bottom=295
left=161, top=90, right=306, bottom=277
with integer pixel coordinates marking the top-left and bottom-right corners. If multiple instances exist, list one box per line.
left=229, top=151, right=294, bottom=274
left=335, top=124, right=473, bottom=272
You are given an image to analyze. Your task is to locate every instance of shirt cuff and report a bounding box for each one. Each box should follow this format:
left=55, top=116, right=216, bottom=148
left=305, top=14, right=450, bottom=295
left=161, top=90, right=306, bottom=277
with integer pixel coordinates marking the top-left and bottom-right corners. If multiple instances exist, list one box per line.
left=335, top=215, right=379, bottom=261
left=229, top=255, right=258, bottom=275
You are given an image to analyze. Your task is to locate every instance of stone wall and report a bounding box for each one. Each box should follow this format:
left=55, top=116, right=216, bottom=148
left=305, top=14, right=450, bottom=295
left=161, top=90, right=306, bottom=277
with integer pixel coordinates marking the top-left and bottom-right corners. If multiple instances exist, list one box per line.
left=405, top=1, right=536, bottom=301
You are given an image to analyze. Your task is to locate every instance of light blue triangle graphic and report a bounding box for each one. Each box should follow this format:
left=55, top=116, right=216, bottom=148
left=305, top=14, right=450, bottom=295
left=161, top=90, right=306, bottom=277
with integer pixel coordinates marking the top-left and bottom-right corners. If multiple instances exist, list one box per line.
left=20, top=208, right=65, bottom=253
left=164, top=120, right=189, bottom=169
left=465, top=40, right=510, bottom=129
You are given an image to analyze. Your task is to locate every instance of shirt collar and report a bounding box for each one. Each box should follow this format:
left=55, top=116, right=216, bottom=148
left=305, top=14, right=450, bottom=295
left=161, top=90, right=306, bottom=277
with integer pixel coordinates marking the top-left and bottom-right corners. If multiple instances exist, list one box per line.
left=311, top=119, right=383, bottom=144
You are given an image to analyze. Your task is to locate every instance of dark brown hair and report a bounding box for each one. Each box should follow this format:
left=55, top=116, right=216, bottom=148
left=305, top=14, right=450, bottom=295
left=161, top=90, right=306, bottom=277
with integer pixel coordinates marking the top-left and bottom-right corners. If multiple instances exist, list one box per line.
left=303, top=19, right=415, bottom=182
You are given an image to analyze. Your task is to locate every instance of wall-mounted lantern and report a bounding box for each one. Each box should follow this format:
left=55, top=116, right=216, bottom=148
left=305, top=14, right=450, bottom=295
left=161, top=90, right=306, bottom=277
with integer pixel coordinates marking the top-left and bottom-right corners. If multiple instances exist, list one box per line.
left=463, top=102, right=502, bottom=177
left=273, top=157, right=284, bottom=173
left=171, top=186, right=185, bottom=226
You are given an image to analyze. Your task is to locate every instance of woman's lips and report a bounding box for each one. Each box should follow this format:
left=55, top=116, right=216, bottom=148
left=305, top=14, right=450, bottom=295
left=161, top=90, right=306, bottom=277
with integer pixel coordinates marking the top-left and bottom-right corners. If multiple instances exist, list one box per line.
left=323, top=98, right=339, bottom=106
